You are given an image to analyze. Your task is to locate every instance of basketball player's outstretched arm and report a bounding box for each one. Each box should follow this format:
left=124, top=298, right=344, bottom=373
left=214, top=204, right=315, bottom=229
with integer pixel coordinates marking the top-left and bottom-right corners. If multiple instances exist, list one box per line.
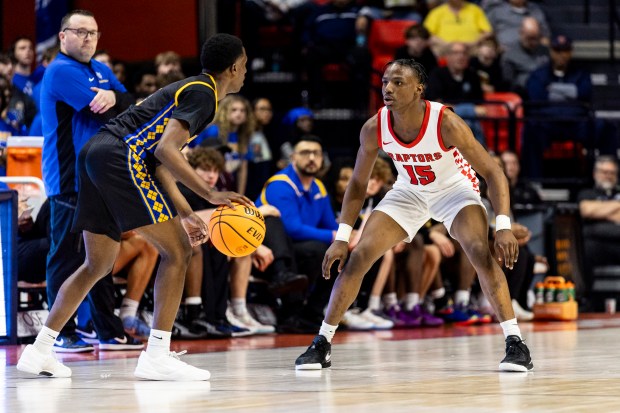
left=440, top=109, right=519, bottom=268
left=322, top=116, right=380, bottom=278
left=154, top=118, right=253, bottom=208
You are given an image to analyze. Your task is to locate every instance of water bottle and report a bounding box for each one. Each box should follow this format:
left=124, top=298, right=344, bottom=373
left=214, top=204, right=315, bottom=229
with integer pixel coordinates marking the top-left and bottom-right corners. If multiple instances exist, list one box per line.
left=535, top=282, right=545, bottom=305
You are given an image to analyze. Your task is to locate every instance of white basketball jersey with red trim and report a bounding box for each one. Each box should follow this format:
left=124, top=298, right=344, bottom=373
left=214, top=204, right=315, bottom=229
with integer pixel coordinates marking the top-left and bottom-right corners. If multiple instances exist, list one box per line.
left=377, top=100, right=479, bottom=193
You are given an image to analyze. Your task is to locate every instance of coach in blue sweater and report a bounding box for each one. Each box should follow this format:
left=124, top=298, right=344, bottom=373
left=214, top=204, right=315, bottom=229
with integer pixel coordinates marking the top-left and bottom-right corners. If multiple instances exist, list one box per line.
left=257, top=134, right=338, bottom=332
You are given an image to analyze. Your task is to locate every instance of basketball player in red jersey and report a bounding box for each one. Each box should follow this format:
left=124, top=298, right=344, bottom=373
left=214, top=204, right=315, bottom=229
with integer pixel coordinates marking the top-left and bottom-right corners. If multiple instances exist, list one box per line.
left=295, top=59, right=534, bottom=372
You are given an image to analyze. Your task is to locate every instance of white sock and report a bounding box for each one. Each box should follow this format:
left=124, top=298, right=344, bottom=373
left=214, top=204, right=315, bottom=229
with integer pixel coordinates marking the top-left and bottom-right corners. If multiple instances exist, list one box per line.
left=430, top=287, right=445, bottom=299
left=319, top=321, right=338, bottom=343
left=383, top=292, right=399, bottom=309
left=146, top=329, right=171, bottom=358
left=405, top=293, right=420, bottom=311
left=368, top=295, right=381, bottom=311
left=185, top=296, right=202, bottom=306
left=455, top=290, right=470, bottom=307
left=119, top=298, right=139, bottom=320
left=231, top=298, right=246, bottom=316
left=500, top=318, right=522, bottom=339
left=33, top=326, right=59, bottom=354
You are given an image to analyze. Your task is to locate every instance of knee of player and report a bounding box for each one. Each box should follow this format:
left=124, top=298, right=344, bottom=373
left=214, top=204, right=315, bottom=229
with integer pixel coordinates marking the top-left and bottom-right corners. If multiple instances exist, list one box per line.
left=161, top=240, right=193, bottom=265
left=345, top=249, right=373, bottom=276
left=462, top=239, right=491, bottom=262
left=83, top=258, right=116, bottom=279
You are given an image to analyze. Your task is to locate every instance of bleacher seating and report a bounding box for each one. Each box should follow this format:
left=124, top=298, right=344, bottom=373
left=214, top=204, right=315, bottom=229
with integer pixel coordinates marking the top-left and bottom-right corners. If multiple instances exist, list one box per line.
left=367, top=19, right=417, bottom=112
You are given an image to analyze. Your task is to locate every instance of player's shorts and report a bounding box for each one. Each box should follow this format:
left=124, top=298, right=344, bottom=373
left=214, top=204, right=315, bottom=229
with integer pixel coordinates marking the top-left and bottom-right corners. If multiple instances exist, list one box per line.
left=72, top=132, right=177, bottom=241
left=373, top=179, right=486, bottom=242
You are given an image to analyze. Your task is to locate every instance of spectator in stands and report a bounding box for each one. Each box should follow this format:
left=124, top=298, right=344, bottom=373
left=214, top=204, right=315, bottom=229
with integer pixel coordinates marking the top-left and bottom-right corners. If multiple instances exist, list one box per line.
left=241, top=0, right=314, bottom=69
left=500, top=17, right=549, bottom=97
left=423, top=0, right=493, bottom=56
left=0, top=75, right=26, bottom=136
left=0, top=54, right=36, bottom=134
left=385, top=229, right=445, bottom=327
left=356, top=0, right=425, bottom=47
left=428, top=222, right=492, bottom=324
left=133, top=69, right=158, bottom=102
left=17, top=199, right=50, bottom=284
left=246, top=97, right=276, bottom=200
left=154, top=50, right=184, bottom=77
left=256, top=135, right=338, bottom=333
left=301, top=0, right=370, bottom=108
left=469, top=37, right=506, bottom=93
left=10, top=37, right=43, bottom=97
left=500, top=149, right=541, bottom=207
left=425, top=42, right=486, bottom=146
left=578, top=156, right=620, bottom=302
left=325, top=157, right=395, bottom=330
left=277, top=106, right=315, bottom=169
left=394, top=25, right=438, bottom=75
left=179, top=146, right=306, bottom=336
left=112, top=60, right=127, bottom=85
left=483, top=153, right=536, bottom=321
left=189, top=94, right=255, bottom=195
left=113, top=231, right=159, bottom=338
left=156, top=71, right=185, bottom=89
left=522, top=34, right=618, bottom=178
left=486, top=0, right=550, bottom=49
left=93, top=50, right=113, bottom=69
left=176, top=147, right=253, bottom=339
left=39, top=9, right=139, bottom=352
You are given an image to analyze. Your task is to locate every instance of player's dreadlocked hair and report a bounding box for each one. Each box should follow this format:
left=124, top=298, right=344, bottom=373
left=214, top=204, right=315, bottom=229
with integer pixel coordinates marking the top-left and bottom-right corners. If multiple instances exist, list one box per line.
left=383, top=59, right=428, bottom=86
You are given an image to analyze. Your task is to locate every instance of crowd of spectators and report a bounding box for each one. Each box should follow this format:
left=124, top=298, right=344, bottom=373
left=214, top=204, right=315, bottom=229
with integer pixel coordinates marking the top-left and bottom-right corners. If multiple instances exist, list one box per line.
left=1, top=0, right=619, bottom=346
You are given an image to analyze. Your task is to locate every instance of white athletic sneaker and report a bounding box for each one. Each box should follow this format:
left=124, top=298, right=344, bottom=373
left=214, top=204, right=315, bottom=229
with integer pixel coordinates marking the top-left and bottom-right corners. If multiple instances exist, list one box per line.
left=134, top=350, right=211, bottom=381
left=16, top=344, right=72, bottom=378
left=512, top=299, right=534, bottom=322
left=341, top=309, right=374, bottom=331
left=359, top=308, right=394, bottom=330
left=226, top=308, right=275, bottom=334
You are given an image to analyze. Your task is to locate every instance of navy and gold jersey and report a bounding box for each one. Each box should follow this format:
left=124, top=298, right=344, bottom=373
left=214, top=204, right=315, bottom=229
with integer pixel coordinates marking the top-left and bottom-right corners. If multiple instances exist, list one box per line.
left=102, top=73, right=217, bottom=162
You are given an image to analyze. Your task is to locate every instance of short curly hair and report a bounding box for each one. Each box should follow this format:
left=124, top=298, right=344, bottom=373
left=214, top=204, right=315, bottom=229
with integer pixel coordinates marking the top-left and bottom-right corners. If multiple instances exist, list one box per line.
left=187, top=146, right=225, bottom=172
left=200, top=33, right=244, bottom=74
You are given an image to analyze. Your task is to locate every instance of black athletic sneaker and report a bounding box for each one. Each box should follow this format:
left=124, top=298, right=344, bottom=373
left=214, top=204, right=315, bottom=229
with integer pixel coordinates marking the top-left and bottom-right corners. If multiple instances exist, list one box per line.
left=295, top=335, right=331, bottom=370
left=499, top=335, right=534, bottom=372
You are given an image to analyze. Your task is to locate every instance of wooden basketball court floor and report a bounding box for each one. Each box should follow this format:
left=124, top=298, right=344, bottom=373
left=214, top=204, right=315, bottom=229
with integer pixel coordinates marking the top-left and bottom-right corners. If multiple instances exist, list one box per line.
left=3, top=315, right=620, bottom=412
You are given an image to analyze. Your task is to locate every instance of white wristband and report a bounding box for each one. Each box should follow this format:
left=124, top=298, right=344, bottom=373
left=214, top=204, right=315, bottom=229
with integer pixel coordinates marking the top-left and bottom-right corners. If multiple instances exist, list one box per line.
left=335, top=223, right=353, bottom=242
left=495, top=215, right=511, bottom=231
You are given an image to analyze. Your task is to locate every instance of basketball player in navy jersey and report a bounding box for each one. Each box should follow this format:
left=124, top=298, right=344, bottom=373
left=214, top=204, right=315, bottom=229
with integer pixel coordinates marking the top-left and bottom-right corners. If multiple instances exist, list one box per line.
left=295, top=59, right=534, bottom=372
left=17, top=33, right=253, bottom=381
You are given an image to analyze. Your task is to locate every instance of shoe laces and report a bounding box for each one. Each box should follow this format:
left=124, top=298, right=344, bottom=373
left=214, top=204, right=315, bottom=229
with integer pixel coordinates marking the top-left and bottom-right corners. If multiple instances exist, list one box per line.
left=506, top=337, right=528, bottom=355
left=169, top=350, right=188, bottom=360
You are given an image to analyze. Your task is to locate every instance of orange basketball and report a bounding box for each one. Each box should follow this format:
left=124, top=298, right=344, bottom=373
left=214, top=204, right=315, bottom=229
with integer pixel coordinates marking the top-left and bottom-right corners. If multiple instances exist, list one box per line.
left=208, top=203, right=266, bottom=257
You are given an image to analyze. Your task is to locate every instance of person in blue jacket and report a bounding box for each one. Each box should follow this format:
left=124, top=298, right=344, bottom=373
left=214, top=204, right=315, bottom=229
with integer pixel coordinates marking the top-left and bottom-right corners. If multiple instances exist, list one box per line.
left=256, top=134, right=338, bottom=332
left=38, top=9, right=139, bottom=353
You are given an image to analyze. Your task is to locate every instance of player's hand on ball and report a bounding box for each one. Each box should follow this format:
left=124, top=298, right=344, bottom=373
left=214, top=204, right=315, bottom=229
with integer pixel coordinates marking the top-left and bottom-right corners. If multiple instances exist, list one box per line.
left=207, top=191, right=254, bottom=209
left=495, top=229, right=519, bottom=270
left=322, top=241, right=349, bottom=280
left=181, top=213, right=209, bottom=247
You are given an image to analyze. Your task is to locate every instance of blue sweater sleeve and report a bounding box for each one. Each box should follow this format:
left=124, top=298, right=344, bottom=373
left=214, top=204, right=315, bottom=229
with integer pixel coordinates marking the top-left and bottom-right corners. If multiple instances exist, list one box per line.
left=263, top=181, right=335, bottom=243
left=319, top=194, right=339, bottom=231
